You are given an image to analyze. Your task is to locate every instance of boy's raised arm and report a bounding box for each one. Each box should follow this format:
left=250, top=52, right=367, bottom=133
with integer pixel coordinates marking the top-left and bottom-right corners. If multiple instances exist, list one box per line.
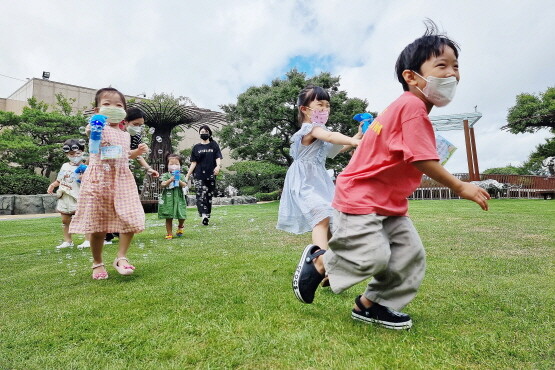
left=412, top=160, right=490, bottom=211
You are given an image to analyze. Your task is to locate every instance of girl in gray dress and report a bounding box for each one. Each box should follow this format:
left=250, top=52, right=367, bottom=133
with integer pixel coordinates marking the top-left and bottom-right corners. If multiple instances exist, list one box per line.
left=277, top=86, right=361, bottom=251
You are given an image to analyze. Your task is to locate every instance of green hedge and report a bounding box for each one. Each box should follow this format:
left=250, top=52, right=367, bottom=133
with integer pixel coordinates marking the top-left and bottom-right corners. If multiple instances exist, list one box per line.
left=226, top=161, right=286, bottom=195
left=0, top=173, right=51, bottom=195
left=254, top=190, right=281, bottom=202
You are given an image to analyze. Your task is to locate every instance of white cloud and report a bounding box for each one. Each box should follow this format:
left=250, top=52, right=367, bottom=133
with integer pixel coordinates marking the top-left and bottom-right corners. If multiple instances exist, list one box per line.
left=1, top=0, right=553, bottom=172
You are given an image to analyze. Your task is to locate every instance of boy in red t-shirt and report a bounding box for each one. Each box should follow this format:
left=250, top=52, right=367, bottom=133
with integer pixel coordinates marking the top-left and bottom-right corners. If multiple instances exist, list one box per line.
left=292, top=21, right=490, bottom=330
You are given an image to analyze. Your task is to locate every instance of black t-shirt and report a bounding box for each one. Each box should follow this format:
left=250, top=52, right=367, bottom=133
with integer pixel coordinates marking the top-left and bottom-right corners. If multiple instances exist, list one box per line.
left=190, top=141, right=223, bottom=180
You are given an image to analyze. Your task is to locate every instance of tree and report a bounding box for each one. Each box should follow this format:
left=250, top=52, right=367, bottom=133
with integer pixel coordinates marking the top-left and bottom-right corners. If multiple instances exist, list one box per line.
left=131, top=93, right=226, bottom=172
left=521, top=136, right=555, bottom=175
left=482, top=165, right=528, bottom=175
left=502, top=87, right=555, bottom=175
left=219, top=69, right=370, bottom=171
left=0, top=97, right=87, bottom=178
left=504, top=86, right=555, bottom=134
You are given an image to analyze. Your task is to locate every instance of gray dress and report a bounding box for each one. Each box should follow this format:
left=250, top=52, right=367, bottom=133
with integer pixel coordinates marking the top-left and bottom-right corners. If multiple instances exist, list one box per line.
left=277, top=123, right=340, bottom=234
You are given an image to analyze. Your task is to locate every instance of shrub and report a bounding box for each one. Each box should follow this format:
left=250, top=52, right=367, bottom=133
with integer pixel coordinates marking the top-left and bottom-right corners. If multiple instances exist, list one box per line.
left=255, top=190, right=281, bottom=202
left=240, top=186, right=258, bottom=195
left=226, top=161, right=286, bottom=194
left=0, top=172, right=51, bottom=195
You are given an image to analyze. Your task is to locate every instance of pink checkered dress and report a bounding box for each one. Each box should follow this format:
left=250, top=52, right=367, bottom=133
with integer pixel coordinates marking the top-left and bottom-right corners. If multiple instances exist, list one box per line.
left=69, top=125, right=145, bottom=234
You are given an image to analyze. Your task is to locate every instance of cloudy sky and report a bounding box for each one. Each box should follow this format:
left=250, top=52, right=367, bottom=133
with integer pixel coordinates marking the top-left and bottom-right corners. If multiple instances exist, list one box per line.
left=1, top=0, right=553, bottom=173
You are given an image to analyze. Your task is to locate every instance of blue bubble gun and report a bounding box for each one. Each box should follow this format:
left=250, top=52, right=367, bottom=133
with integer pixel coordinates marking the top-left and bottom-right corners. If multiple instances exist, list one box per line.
left=172, top=170, right=181, bottom=187
left=353, top=113, right=374, bottom=134
left=89, top=114, right=107, bottom=154
left=74, top=164, right=88, bottom=183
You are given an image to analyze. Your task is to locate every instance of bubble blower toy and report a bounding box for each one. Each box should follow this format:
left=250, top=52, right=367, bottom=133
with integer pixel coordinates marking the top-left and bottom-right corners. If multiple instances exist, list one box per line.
left=353, top=113, right=374, bottom=134
left=172, top=170, right=181, bottom=188
left=88, top=114, right=107, bottom=154
left=74, top=164, right=88, bottom=183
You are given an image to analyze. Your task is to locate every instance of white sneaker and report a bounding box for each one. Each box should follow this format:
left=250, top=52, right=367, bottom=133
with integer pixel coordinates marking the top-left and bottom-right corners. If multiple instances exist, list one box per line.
left=104, top=240, right=113, bottom=245
left=77, top=240, right=91, bottom=249
left=56, top=241, right=74, bottom=249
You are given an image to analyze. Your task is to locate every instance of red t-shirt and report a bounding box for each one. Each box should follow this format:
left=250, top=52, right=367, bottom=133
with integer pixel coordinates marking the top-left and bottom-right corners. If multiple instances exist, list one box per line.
left=332, top=92, right=439, bottom=216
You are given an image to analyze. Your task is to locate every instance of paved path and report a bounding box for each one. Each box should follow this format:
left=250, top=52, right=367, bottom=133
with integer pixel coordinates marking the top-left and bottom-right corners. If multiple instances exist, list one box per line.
left=0, top=213, right=59, bottom=221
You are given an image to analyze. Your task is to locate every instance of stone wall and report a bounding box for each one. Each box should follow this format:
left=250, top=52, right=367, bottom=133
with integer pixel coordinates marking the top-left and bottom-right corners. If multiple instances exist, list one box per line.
left=0, top=194, right=257, bottom=215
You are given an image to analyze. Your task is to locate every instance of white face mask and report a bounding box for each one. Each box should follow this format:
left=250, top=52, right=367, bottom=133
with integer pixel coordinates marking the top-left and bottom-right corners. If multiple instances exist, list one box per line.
left=127, top=125, right=143, bottom=136
left=98, top=106, right=127, bottom=123
left=67, top=156, right=82, bottom=164
left=413, top=71, right=458, bottom=107
left=168, top=164, right=181, bottom=172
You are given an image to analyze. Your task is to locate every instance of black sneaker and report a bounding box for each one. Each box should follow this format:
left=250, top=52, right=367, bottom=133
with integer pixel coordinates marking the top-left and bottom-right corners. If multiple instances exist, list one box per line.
left=292, top=244, right=326, bottom=304
left=351, top=295, right=412, bottom=330
left=202, top=217, right=209, bottom=225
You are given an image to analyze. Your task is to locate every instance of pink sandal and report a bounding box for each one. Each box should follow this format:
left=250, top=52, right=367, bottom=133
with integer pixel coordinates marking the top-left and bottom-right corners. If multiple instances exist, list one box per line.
left=113, top=257, right=135, bottom=275
left=92, top=263, right=108, bottom=280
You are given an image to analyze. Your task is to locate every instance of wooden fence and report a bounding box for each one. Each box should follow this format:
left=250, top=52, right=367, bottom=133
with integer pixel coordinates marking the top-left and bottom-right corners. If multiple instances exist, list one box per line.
left=409, top=173, right=555, bottom=200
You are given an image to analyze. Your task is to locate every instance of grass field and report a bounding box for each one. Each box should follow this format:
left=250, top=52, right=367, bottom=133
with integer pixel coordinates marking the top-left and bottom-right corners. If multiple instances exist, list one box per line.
left=1, top=200, right=553, bottom=369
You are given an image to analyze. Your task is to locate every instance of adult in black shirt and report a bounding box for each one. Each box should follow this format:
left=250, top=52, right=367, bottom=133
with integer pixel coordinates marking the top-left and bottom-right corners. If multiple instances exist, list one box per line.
left=185, top=125, right=223, bottom=225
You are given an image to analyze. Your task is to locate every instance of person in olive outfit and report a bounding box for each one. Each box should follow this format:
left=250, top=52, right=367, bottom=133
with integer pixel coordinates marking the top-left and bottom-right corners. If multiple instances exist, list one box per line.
left=185, top=125, right=223, bottom=225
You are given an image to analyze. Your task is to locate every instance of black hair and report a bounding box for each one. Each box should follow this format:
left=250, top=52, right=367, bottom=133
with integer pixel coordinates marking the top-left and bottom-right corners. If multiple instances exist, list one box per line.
left=395, top=19, right=460, bottom=91
left=296, top=85, right=331, bottom=124
left=198, top=125, right=213, bottom=142
left=166, top=153, right=183, bottom=167
left=125, top=107, right=145, bottom=122
left=62, top=138, right=85, bottom=152
left=94, top=87, right=127, bottom=110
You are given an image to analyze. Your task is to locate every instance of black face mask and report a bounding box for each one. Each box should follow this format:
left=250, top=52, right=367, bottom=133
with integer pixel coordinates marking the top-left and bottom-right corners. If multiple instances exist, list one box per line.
left=200, top=134, right=210, bottom=141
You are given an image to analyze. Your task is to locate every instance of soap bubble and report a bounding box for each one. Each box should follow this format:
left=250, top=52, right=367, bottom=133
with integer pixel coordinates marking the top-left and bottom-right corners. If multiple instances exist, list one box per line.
left=149, top=127, right=155, bottom=134
left=151, top=182, right=156, bottom=187
left=78, top=139, right=86, bottom=146
left=79, top=126, right=86, bottom=135
left=157, top=149, right=163, bottom=154
left=153, top=193, right=158, bottom=197
left=139, top=185, right=144, bottom=191
left=160, top=164, right=165, bottom=170
left=143, top=191, right=149, bottom=196
left=156, top=136, right=162, bottom=143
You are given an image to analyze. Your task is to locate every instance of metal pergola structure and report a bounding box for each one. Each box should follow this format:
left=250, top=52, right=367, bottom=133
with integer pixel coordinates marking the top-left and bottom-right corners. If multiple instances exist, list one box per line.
left=430, top=112, right=482, bottom=181
left=129, top=100, right=227, bottom=205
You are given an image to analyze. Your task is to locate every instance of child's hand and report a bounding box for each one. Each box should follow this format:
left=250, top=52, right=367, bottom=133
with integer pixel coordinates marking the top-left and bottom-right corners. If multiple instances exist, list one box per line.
left=85, top=124, right=91, bottom=136
left=47, top=184, right=55, bottom=194
left=357, top=122, right=364, bottom=136
left=137, top=143, right=149, bottom=155
left=147, top=168, right=160, bottom=177
left=214, top=165, right=221, bottom=175
left=455, top=182, right=490, bottom=211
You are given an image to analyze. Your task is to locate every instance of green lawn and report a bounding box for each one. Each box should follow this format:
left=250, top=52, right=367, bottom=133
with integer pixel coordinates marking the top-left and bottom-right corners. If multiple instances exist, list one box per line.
left=1, top=200, right=553, bottom=369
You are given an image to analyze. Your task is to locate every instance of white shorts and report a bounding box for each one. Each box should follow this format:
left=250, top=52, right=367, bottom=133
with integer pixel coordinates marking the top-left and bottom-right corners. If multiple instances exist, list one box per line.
left=56, top=193, right=77, bottom=215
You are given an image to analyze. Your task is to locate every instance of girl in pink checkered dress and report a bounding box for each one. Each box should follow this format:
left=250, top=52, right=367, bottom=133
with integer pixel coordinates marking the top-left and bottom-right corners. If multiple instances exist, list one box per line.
left=69, top=88, right=148, bottom=280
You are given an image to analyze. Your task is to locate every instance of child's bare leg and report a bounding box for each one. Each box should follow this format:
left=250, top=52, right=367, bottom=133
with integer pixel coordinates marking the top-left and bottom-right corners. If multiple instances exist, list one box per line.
left=90, top=232, right=107, bottom=273
left=165, top=219, right=173, bottom=235
left=116, top=232, right=135, bottom=268
left=61, top=214, right=73, bottom=242
left=312, top=218, right=330, bottom=249
left=354, top=294, right=373, bottom=311
left=311, top=218, right=330, bottom=274
left=178, top=219, right=185, bottom=228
